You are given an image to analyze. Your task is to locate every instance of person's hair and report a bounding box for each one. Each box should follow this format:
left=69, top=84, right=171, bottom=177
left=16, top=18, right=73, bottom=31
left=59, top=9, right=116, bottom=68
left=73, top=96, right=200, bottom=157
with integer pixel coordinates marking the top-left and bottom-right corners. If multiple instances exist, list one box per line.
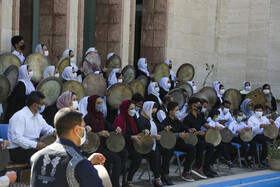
left=208, top=109, right=220, bottom=118
left=262, top=84, right=270, bottom=90
left=188, top=97, right=200, bottom=107
left=127, top=100, right=136, bottom=109
left=54, top=108, right=83, bottom=136
left=162, top=95, right=172, bottom=104
left=222, top=100, right=231, bottom=106
left=71, top=92, right=77, bottom=97
left=132, top=93, right=144, bottom=102
left=167, top=101, right=178, bottom=114
left=200, top=99, right=208, bottom=105
left=41, top=44, right=45, bottom=48
left=153, top=103, right=158, bottom=109
left=245, top=82, right=250, bottom=85
left=219, top=84, right=224, bottom=89
left=11, top=36, right=24, bottom=47
left=233, top=109, right=241, bottom=116
left=26, top=91, right=45, bottom=107
left=116, top=72, right=122, bottom=79
left=254, top=104, right=264, bottom=110
left=69, top=50, right=73, bottom=56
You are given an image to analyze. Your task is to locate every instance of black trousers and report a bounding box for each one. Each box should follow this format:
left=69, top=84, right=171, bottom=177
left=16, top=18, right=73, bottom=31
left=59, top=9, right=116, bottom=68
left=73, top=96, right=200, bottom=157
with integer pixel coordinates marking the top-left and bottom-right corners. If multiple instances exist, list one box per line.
left=158, top=146, right=173, bottom=176
left=253, top=134, right=271, bottom=161
left=195, top=140, right=215, bottom=169
left=9, top=147, right=37, bottom=164
left=125, top=145, right=142, bottom=181
left=174, top=140, right=196, bottom=173
left=143, top=148, right=161, bottom=179
left=101, top=148, right=128, bottom=187
left=232, top=137, right=257, bottom=159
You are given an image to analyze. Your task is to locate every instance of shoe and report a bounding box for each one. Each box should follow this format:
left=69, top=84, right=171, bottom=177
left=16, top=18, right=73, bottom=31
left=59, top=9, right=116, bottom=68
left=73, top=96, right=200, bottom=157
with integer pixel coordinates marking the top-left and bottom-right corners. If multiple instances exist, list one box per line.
left=203, top=169, right=215, bottom=178
left=191, top=167, right=207, bottom=179
left=182, top=172, right=195, bottom=182
left=153, top=178, right=163, bottom=187
left=125, top=181, right=135, bottom=187
left=260, top=161, right=269, bottom=168
left=208, top=167, right=217, bottom=175
left=241, top=160, right=249, bottom=168
left=245, top=159, right=252, bottom=168
left=161, top=176, right=174, bottom=185
left=227, top=161, right=234, bottom=168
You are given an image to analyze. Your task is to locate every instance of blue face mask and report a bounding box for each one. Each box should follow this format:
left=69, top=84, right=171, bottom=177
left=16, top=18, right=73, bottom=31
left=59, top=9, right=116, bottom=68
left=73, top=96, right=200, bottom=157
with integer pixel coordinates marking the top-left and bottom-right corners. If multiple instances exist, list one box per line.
left=144, top=63, right=147, bottom=69
left=135, top=106, right=141, bottom=113
left=215, top=116, right=221, bottom=122
left=36, top=104, right=45, bottom=114
left=248, top=106, right=252, bottom=111
left=236, top=116, right=243, bottom=123
left=95, top=104, right=103, bottom=112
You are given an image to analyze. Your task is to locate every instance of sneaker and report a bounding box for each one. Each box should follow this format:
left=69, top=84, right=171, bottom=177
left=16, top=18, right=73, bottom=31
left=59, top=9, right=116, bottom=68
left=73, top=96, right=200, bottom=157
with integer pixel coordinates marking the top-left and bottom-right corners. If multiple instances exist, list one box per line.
left=191, top=167, right=207, bottom=179
left=227, top=160, right=234, bottom=168
left=182, top=172, right=195, bottom=182
left=161, top=176, right=174, bottom=185
left=203, top=169, right=215, bottom=178
left=153, top=178, right=163, bottom=187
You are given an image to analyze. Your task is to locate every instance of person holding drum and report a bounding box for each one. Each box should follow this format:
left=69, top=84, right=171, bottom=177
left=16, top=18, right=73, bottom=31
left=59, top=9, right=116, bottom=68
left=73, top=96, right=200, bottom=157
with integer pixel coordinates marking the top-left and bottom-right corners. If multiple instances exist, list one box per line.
left=262, top=84, right=277, bottom=116
left=132, top=93, right=144, bottom=119
left=11, top=35, right=25, bottom=64
left=61, top=66, right=83, bottom=82
left=146, top=82, right=162, bottom=107
left=156, top=95, right=173, bottom=124
left=43, top=66, right=60, bottom=78
left=212, top=81, right=224, bottom=109
left=240, top=81, right=251, bottom=101
left=240, top=98, right=254, bottom=120
left=35, top=44, right=49, bottom=57
left=113, top=100, right=142, bottom=187
left=217, top=100, right=234, bottom=125
left=5, top=65, right=35, bottom=123
left=229, top=109, right=256, bottom=168
left=159, top=77, right=171, bottom=100
left=107, top=68, right=122, bottom=88
left=84, top=95, right=128, bottom=187
left=136, top=58, right=153, bottom=81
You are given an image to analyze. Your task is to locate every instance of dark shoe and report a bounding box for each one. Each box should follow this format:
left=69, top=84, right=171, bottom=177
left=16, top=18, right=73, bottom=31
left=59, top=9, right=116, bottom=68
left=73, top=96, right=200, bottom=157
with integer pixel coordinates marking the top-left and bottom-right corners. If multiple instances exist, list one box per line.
left=227, top=161, right=234, bottom=168
left=203, top=169, right=215, bottom=178
left=245, top=159, right=252, bottom=168
left=182, top=172, right=195, bottom=182
left=208, top=166, right=217, bottom=175
left=241, top=160, right=249, bottom=168
left=260, top=160, right=269, bottom=168
left=161, top=176, right=174, bottom=185
left=153, top=178, right=163, bottom=187
left=191, top=167, right=207, bottom=179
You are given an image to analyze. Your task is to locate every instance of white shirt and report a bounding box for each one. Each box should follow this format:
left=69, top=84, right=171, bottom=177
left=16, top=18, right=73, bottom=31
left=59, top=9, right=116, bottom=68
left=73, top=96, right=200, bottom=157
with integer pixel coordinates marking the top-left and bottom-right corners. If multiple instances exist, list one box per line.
left=248, top=115, right=270, bottom=136
left=228, top=120, right=247, bottom=137
left=218, top=108, right=233, bottom=124
left=275, top=117, right=280, bottom=128
left=12, top=50, right=25, bottom=64
left=157, top=109, right=166, bottom=123
left=8, top=106, right=55, bottom=149
left=208, top=119, right=224, bottom=128
left=0, top=176, right=9, bottom=187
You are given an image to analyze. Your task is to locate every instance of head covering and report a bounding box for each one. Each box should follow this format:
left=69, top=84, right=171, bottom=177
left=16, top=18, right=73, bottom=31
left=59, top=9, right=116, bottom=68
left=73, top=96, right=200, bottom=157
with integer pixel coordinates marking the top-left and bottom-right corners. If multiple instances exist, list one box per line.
left=148, top=82, right=162, bottom=104
left=107, top=53, right=115, bottom=60
left=113, top=100, right=138, bottom=135
left=164, top=59, right=176, bottom=81
left=85, top=47, right=96, bottom=55
left=240, top=98, right=253, bottom=118
left=18, top=65, right=35, bottom=95
left=188, top=81, right=194, bottom=86
left=56, top=91, right=72, bottom=110
left=159, top=77, right=170, bottom=92
left=213, top=81, right=222, bottom=97
left=240, top=81, right=250, bottom=95
left=35, top=44, right=43, bottom=54
left=43, top=66, right=56, bottom=78
left=85, top=95, right=104, bottom=133
left=62, top=49, right=71, bottom=57
left=78, top=96, right=89, bottom=117
left=137, top=58, right=150, bottom=76
left=61, top=66, right=75, bottom=81
left=212, top=81, right=220, bottom=90
left=108, top=68, right=120, bottom=87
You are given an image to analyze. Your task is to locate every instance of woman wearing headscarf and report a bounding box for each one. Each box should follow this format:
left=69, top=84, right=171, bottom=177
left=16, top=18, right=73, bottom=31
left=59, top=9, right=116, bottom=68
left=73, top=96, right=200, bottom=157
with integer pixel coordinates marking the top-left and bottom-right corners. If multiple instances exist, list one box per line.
left=240, top=81, right=251, bottom=101
left=62, top=49, right=83, bottom=83
left=212, top=81, right=225, bottom=109
left=262, top=84, right=277, bottom=115
left=188, top=81, right=197, bottom=94
left=61, top=66, right=79, bottom=82
left=132, top=93, right=145, bottom=119
left=146, top=82, right=162, bottom=107
left=164, top=59, right=177, bottom=89
left=136, top=58, right=152, bottom=81
left=43, top=66, right=59, bottom=79
left=240, top=98, right=254, bottom=119
left=137, top=101, right=163, bottom=187
left=84, top=95, right=128, bottom=187
left=107, top=68, right=122, bottom=88
left=35, top=44, right=49, bottom=56
left=5, top=65, right=35, bottom=122
left=78, top=96, right=89, bottom=117
left=112, top=100, right=142, bottom=187
left=159, top=77, right=171, bottom=100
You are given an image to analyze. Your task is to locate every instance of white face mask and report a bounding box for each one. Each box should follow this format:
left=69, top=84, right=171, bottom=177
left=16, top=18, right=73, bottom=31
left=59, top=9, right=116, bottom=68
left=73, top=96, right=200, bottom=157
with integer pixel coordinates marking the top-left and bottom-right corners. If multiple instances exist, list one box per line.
left=174, top=110, right=180, bottom=118
left=128, top=109, right=136, bottom=117
left=70, top=57, right=76, bottom=64
left=167, top=83, right=171, bottom=89
left=245, top=86, right=251, bottom=92
left=71, top=101, right=79, bottom=110
left=255, top=111, right=263, bottom=118
left=72, top=73, right=77, bottom=79
left=118, top=79, right=123, bottom=83
left=219, top=89, right=225, bottom=95
left=54, top=73, right=60, bottom=78
left=201, top=107, right=207, bottom=113
left=77, top=126, right=86, bottom=146
left=29, top=71, right=34, bottom=79
left=192, top=86, right=197, bottom=93
left=44, top=50, right=49, bottom=57
left=155, top=87, right=160, bottom=93
left=263, top=89, right=270, bottom=95
left=223, top=107, right=230, bottom=114
left=144, top=63, right=147, bottom=69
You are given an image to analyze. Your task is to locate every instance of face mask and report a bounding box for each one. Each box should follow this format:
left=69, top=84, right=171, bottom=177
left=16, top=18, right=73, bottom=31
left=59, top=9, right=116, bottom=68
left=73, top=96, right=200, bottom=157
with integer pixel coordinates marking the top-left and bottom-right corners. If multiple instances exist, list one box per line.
left=29, top=71, right=34, bottom=79
left=155, top=87, right=160, bottom=93
left=128, top=109, right=136, bottom=117
left=118, top=79, right=123, bottom=83
left=194, top=106, right=202, bottom=112
left=44, top=50, right=49, bottom=57
left=201, top=107, right=207, bottom=113
left=72, top=73, right=77, bottom=79
left=70, top=58, right=76, bottom=64
left=192, top=86, right=197, bottom=92
left=77, top=126, right=86, bottom=146
left=174, top=111, right=180, bottom=118
left=215, top=116, right=221, bottom=122
left=255, top=111, right=263, bottom=118
left=245, top=86, right=251, bottom=91
left=167, top=83, right=171, bottom=89
left=248, top=106, right=252, bottom=111
left=20, top=44, right=25, bottom=50
left=135, top=106, right=141, bottom=113
left=169, top=66, right=172, bottom=70
left=36, top=104, right=45, bottom=114
left=144, top=63, right=147, bottom=69
left=54, top=73, right=60, bottom=78
left=263, top=89, right=270, bottom=95
left=96, top=104, right=103, bottom=112
left=71, top=101, right=79, bottom=110
left=219, top=89, right=225, bottom=95
left=236, top=116, right=243, bottom=122
left=223, top=107, right=230, bottom=114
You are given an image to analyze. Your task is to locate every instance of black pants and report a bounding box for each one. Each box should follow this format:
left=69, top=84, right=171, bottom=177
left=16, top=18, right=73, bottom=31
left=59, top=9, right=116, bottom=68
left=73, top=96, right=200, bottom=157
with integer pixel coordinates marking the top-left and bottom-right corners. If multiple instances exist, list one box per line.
left=9, top=147, right=37, bottom=164
left=253, top=134, right=271, bottom=161
left=209, top=143, right=228, bottom=165
left=101, top=148, right=128, bottom=187
left=158, top=146, right=173, bottom=176
left=143, top=148, right=160, bottom=179
left=195, top=140, right=215, bottom=169
left=125, top=145, right=142, bottom=181
left=232, top=137, right=257, bottom=159
left=174, top=140, right=196, bottom=173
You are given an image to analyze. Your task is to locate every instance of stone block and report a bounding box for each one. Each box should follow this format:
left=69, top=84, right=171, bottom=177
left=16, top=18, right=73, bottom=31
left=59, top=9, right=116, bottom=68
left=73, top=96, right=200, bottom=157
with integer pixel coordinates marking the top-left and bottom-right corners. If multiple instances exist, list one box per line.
left=96, top=4, right=108, bottom=24
left=52, top=36, right=67, bottom=55
left=108, top=23, right=122, bottom=42
left=39, top=15, right=53, bottom=36
left=107, top=42, right=121, bottom=56
left=39, top=0, right=54, bottom=15
left=52, top=15, right=67, bottom=36
left=95, top=23, right=108, bottom=42
left=53, top=0, right=67, bottom=15
left=154, top=13, right=167, bottom=31
left=109, top=0, right=122, bottom=5
left=108, top=4, right=122, bottom=24
left=141, top=30, right=153, bottom=47
left=154, top=0, right=167, bottom=14
left=153, top=30, right=166, bottom=47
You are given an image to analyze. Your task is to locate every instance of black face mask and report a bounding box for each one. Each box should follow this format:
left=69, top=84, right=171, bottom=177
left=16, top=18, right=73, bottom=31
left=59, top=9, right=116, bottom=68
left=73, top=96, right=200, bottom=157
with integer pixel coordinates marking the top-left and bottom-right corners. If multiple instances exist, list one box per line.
left=152, top=112, right=156, bottom=119
left=20, top=44, right=25, bottom=51
left=169, top=66, right=172, bottom=70
left=194, top=106, right=202, bottom=112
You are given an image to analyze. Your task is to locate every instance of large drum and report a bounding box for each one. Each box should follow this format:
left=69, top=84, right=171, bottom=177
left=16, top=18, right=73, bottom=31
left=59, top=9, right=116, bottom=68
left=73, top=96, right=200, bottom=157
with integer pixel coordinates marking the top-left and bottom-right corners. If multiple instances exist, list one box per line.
left=200, top=87, right=218, bottom=108
left=122, top=65, right=135, bottom=83
left=175, top=82, right=193, bottom=103
left=106, top=55, right=122, bottom=78
left=107, top=83, right=134, bottom=108
left=62, top=80, right=85, bottom=101
left=0, top=53, right=21, bottom=74
left=153, top=62, right=170, bottom=83
left=158, top=131, right=176, bottom=149
left=133, top=133, right=154, bottom=154
left=106, top=133, right=125, bottom=153
left=245, top=90, right=267, bottom=108
left=3, top=65, right=19, bottom=93
left=176, top=63, right=195, bottom=82
left=82, top=51, right=102, bottom=76
left=83, top=74, right=107, bottom=97
left=223, top=89, right=242, bottom=111
left=80, top=132, right=100, bottom=153
left=205, top=129, right=221, bottom=146
left=0, top=75, right=11, bottom=103
left=128, top=79, right=145, bottom=97
left=57, top=56, right=70, bottom=78
left=136, top=75, right=149, bottom=88
left=167, top=88, right=186, bottom=110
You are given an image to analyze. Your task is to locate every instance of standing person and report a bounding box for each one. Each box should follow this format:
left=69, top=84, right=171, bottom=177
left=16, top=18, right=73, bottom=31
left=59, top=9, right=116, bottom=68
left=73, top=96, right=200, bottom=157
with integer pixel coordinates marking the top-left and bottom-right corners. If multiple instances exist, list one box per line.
left=240, top=81, right=251, bottom=101
left=107, top=68, right=122, bottom=88
left=188, top=81, right=197, bottom=94
left=212, top=81, right=224, bottom=109
left=159, top=77, right=171, bottom=100
left=262, top=84, right=277, bottom=116
left=35, top=44, right=49, bottom=56
left=30, top=108, right=105, bottom=187
left=164, top=59, right=177, bottom=89
left=11, top=35, right=25, bottom=64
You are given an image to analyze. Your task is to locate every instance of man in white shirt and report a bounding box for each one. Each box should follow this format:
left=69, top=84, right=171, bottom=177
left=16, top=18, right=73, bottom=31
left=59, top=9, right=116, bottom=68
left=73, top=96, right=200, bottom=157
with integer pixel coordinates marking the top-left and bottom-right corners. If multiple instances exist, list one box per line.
left=218, top=100, right=233, bottom=125
left=156, top=95, right=173, bottom=123
left=11, top=35, right=25, bottom=64
left=248, top=104, right=272, bottom=167
left=8, top=91, right=55, bottom=164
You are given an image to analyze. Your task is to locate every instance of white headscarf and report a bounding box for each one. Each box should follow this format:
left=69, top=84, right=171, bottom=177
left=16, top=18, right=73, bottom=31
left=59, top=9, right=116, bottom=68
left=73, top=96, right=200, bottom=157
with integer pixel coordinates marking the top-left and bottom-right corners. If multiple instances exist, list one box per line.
left=43, top=66, right=56, bottom=78
left=78, top=96, right=89, bottom=117
left=164, top=59, right=176, bottom=81
left=62, top=66, right=75, bottom=81
left=213, top=81, right=223, bottom=103
left=148, top=82, right=162, bottom=104
left=18, top=65, right=35, bottom=95
left=62, top=49, right=71, bottom=57
left=137, top=58, right=150, bottom=76
left=85, top=47, right=96, bottom=55
left=108, top=68, right=120, bottom=88
left=35, top=44, right=43, bottom=54
left=62, top=49, right=82, bottom=83
left=159, top=77, right=170, bottom=92
left=107, top=53, right=115, bottom=60
left=142, top=101, right=157, bottom=150
left=240, top=81, right=250, bottom=95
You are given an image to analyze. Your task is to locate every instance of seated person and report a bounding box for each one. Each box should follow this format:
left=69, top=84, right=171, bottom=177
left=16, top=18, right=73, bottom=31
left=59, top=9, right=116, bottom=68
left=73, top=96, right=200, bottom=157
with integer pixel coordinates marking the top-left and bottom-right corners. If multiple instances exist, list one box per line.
left=262, top=84, right=277, bottom=116
left=0, top=171, right=17, bottom=187
left=208, top=100, right=233, bottom=125
left=240, top=99, right=254, bottom=120
left=132, top=93, right=144, bottom=119
left=146, top=82, right=162, bottom=107
left=159, top=77, right=171, bottom=100
left=156, top=95, right=173, bottom=124
left=8, top=91, right=55, bottom=164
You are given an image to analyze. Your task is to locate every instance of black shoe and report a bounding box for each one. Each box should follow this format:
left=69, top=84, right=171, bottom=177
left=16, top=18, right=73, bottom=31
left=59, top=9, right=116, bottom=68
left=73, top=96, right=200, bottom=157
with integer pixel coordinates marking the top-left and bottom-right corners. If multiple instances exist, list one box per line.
left=161, top=176, right=174, bottom=186
left=260, top=161, right=269, bottom=168
left=208, top=167, right=217, bottom=175
left=203, top=169, right=215, bottom=178
left=227, top=161, right=234, bottom=168
left=241, top=160, right=249, bottom=168
left=245, top=159, right=252, bottom=168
